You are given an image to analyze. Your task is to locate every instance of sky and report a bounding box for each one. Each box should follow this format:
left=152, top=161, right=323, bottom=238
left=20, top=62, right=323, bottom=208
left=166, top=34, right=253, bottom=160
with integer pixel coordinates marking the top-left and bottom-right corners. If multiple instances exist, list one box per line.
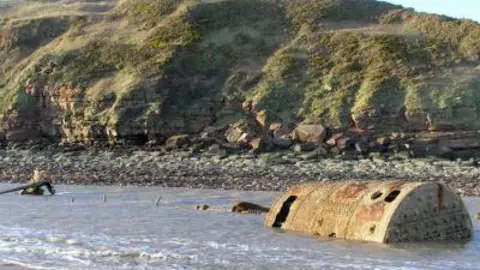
left=386, top=0, right=479, bottom=22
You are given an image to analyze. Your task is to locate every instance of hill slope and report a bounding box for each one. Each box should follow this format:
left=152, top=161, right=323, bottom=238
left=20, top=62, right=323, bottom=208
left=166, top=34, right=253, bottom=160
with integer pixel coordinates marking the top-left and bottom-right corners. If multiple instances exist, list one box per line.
left=0, top=0, right=479, bottom=147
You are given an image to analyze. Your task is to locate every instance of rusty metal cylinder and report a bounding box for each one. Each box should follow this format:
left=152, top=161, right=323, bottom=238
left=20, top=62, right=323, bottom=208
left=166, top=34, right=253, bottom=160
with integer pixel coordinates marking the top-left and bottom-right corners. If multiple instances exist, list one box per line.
left=265, top=180, right=473, bottom=243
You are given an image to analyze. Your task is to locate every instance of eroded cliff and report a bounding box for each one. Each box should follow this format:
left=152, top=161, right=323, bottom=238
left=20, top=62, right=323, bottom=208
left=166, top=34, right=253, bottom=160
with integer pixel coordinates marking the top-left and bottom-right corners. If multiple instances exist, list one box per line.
left=0, top=0, right=479, bottom=155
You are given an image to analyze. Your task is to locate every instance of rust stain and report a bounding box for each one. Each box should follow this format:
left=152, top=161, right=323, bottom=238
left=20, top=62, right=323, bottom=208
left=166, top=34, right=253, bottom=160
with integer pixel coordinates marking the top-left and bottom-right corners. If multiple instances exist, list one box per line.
left=387, top=181, right=407, bottom=193
left=355, top=202, right=386, bottom=222
left=331, top=183, right=368, bottom=201
left=437, top=183, right=444, bottom=210
left=291, top=185, right=303, bottom=195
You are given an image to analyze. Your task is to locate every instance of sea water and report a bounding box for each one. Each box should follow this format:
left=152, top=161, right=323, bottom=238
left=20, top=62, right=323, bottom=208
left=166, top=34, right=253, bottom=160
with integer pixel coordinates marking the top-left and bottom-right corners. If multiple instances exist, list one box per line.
left=0, top=184, right=478, bottom=270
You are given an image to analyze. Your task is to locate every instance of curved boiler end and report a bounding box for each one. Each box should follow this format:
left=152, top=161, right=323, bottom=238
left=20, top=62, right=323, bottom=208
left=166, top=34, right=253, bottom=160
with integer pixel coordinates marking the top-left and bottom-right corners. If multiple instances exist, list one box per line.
left=265, top=181, right=473, bottom=244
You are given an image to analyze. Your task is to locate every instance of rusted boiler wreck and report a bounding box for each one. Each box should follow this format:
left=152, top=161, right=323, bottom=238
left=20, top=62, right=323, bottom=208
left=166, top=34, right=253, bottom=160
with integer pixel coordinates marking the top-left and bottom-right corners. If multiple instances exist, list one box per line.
left=265, top=181, right=473, bottom=244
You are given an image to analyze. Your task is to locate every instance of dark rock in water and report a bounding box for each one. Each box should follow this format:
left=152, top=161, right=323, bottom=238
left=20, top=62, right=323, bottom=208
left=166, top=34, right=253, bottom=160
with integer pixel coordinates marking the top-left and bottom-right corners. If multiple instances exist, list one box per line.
left=165, top=135, right=190, bottom=151
left=231, top=201, right=270, bottom=213
left=196, top=204, right=210, bottom=210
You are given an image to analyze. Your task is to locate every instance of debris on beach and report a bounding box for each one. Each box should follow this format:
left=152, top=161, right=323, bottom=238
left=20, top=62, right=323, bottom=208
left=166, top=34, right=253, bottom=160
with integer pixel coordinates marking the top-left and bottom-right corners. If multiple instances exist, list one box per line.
left=265, top=180, right=473, bottom=244
left=0, top=170, right=55, bottom=196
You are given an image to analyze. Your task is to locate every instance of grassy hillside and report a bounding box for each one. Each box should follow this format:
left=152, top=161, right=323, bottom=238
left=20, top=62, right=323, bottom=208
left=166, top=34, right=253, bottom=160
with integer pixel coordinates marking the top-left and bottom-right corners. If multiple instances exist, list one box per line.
left=0, top=0, right=479, bottom=144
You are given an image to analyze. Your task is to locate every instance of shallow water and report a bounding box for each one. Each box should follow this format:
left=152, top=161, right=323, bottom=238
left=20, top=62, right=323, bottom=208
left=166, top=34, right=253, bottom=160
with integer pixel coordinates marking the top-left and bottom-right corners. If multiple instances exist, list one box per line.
left=0, top=184, right=478, bottom=270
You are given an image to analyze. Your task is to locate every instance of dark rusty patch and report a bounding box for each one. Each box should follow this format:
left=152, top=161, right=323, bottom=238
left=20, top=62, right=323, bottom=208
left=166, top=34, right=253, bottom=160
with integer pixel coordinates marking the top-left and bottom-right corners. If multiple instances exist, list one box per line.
left=355, top=202, right=386, bottom=222
left=387, top=181, right=407, bottom=193
left=331, top=183, right=368, bottom=202
left=437, top=184, right=444, bottom=210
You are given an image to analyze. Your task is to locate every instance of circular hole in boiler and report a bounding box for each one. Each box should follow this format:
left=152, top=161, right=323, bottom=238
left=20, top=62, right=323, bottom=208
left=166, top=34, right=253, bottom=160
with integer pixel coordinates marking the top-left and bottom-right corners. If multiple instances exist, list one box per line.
left=371, top=191, right=383, bottom=200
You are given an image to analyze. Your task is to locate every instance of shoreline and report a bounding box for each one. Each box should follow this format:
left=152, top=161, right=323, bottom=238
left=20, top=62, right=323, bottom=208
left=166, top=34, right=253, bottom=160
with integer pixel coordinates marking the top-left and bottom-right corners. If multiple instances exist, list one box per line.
left=0, top=148, right=478, bottom=197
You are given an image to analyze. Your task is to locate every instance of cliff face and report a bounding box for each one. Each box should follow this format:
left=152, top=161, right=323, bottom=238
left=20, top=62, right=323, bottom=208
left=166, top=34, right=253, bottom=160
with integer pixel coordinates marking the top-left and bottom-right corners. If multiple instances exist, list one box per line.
left=0, top=0, right=479, bottom=147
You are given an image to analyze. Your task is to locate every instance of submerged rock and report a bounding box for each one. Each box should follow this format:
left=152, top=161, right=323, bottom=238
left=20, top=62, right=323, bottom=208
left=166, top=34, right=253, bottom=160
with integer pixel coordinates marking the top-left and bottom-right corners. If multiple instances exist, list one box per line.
left=231, top=201, right=270, bottom=214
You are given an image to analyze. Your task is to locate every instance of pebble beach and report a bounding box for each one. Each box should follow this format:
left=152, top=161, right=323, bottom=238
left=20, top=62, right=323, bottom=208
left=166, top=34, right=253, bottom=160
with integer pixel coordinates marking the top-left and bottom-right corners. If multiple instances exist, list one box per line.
left=0, top=148, right=479, bottom=196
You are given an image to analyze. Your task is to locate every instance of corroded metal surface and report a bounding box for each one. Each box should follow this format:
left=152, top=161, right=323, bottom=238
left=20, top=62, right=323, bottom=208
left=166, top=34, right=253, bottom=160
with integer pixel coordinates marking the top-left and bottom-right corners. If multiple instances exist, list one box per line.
left=265, top=180, right=473, bottom=243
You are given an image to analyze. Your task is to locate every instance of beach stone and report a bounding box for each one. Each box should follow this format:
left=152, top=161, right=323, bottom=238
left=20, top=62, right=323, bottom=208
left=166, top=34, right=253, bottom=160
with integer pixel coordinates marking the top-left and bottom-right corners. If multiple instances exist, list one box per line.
left=336, top=136, right=354, bottom=151
left=326, top=138, right=336, bottom=147
left=165, top=134, right=190, bottom=151
left=248, top=136, right=273, bottom=152
left=375, top=136, right=391, bottom=147
left=300, top=146, right=328, bottom=161
left=273, top=137, right=293, bottom=149
left=293, top=143, right=317, bottom=153
left=226, top=126, right=247, bottom=144
left=393, top=151, right=410, bottom=160
left=292, top=121, right=326, bottom=143
left=355, top=140, right=369, bottom=155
